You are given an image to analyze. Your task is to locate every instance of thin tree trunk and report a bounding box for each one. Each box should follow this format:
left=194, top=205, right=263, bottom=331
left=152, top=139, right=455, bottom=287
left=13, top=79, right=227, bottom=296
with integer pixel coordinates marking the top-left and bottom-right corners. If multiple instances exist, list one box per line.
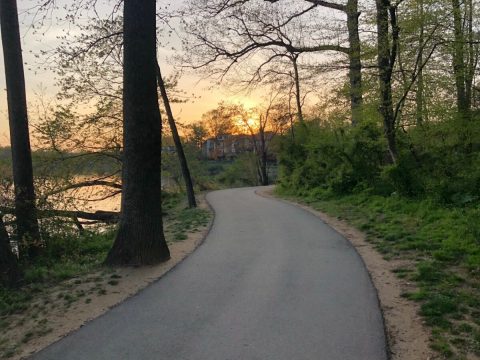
left=260, top=155, right=268, bottom=185
left=465, top=0, right=474, bottom=112
left=105, top=0, right=170, bottom=266
left=155, top=62, right=197, bottom=208
left=346, top=0, right=363, bottom=125
left=287, top=83, right=296, bottom=140
left=292, top=55, right=304, bottom=123
left=0, top=0, right=41, bottom=260
left=376, top=0, right=398, bottom=163
left=256, top=159, right=262, bottom=186
left=0, top=215, right=21, bottom=287
left=451, top=0, right=469, bottom=118
left=259, top=130, right=268, bottom=186
left=416, top=0, right=424, bottom=125
left=249, top=126, right=267, bottom=185
left=416, top=64, right=424, bottom=124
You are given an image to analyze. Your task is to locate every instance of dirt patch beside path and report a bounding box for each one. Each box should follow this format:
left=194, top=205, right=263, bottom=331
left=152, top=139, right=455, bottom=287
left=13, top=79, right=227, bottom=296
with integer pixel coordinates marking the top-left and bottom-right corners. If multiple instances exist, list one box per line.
left=257, top=187, right=436, bottom=360
left=7, top=195, right=213, bottom=360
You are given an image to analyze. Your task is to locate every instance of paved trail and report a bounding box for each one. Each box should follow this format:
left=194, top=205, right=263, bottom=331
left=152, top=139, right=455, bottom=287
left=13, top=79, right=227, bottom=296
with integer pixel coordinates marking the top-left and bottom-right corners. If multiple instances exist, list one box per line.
left=32, top=187, right=387, bottom=360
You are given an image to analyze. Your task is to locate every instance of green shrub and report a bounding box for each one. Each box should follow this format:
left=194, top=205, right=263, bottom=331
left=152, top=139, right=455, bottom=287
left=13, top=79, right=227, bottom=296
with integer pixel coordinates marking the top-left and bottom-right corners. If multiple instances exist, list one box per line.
left=278, top=119, right=386, bottom=195
left=216, top=153, right=259, bottom=187
left=278, top=116, right=480, bottom=204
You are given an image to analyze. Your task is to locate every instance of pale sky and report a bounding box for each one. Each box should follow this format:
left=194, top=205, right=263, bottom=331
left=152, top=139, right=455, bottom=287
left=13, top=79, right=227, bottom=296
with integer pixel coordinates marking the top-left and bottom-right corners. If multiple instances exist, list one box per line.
left=0, top=0, right=261, bottom=146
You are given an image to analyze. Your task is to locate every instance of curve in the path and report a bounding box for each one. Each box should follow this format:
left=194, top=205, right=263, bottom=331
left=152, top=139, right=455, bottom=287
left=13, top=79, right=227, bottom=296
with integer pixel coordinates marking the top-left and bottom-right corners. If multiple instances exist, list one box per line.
left=32, top=187, right=387, bottom=360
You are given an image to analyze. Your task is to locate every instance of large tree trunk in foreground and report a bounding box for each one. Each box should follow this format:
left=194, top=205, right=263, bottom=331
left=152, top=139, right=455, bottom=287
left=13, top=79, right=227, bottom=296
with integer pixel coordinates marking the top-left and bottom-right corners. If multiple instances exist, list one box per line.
left=105, top=0, right=170, bottom=266
left=0, top=215, right=21, bottom=287
left=0, top=0, right=41, bottom=260
left=346, top=0, right=363, bottom=125
left=156, top=62, right=197, bottom=208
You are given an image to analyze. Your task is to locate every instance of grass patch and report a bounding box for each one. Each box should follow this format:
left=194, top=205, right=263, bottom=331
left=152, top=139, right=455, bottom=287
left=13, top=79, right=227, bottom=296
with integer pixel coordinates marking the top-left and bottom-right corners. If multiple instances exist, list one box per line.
left=0, top=230, right=115, bottom=318
left=164, top=196, right=211, bottom=244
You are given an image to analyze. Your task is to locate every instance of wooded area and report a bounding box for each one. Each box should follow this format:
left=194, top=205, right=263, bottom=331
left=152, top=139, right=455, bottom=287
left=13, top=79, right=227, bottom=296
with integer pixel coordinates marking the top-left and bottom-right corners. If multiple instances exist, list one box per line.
left=1, top=0, right=480, bottom=357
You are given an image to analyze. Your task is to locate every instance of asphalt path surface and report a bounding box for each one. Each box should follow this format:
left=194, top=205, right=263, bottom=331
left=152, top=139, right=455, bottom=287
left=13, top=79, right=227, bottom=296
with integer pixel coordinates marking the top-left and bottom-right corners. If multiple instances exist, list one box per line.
left=32, top=187, right=387, bottom=360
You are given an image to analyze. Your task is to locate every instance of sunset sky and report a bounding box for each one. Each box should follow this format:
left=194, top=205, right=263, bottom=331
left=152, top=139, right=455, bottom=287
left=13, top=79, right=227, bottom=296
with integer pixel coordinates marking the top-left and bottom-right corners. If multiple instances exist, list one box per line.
left=0, top=0, right=261, bottom=146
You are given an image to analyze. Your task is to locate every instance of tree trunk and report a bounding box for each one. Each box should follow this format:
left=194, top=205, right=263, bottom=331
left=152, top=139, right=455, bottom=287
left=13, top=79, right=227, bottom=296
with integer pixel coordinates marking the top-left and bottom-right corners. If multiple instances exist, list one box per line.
left=155, top=62, right=197, bottom=208
left=287, top=86, right=296, bottom=140
left=465, top=0, right=474, bottom=112
left=416, top=66, right=424, bottom=125
left=292, top=55, right=304, bottom=124
left=260, top=155, right=268, bottom=185
left=0, top=215, right=21, bottom=287
left=105, top=0, right=170, bottom=266
left=415, top=46, right=424, bottom=123
left=451, top=0, right=469, bottom=118
left=259, top=130, right=268, bottom=186
left=415, top=0, right=424, bottom=125
left=0, top=0, right=41, bottom=260
left=376, top=0, right=398, bottom=163
left=346, top=0, right=363, bottom=126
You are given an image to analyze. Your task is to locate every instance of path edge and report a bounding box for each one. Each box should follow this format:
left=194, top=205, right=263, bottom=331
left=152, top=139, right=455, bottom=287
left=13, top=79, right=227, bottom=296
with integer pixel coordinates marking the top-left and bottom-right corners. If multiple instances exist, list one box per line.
left=27, top=193, right=216, bottom=360
left=255, top=186, right=435, bottom=360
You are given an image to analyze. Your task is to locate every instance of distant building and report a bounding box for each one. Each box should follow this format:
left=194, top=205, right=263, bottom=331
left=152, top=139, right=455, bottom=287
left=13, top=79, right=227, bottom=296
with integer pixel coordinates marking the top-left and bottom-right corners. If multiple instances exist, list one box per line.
left=202, top=134, right=251, bottom=160
left=201, top=133, right=275, bottom=160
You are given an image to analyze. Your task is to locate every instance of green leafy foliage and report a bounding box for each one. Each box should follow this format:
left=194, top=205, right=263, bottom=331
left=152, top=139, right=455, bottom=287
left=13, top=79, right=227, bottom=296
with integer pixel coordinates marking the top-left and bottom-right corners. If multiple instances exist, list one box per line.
left=278, top=119, right=385, bottom=194
left=216, top=153, right=260, bottom=187
left=279, top=114, right=480, bottom=203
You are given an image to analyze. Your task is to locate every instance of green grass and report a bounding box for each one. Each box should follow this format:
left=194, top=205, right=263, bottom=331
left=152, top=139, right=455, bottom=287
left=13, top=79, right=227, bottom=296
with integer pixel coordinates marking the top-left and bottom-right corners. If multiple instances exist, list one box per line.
left=164, top=202, right=211, bottom=243
left=277, top=186, right=480, bottom=358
